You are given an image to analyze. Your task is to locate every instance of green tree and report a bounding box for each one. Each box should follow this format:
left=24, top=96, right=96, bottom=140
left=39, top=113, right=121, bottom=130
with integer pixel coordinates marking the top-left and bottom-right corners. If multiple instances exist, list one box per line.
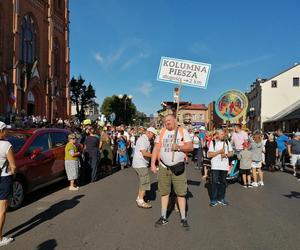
left=100, top=95, right=136, bottom=125
left=69, top=75, right=96, bottom=121
left=134, top=111, right=149, bottom=126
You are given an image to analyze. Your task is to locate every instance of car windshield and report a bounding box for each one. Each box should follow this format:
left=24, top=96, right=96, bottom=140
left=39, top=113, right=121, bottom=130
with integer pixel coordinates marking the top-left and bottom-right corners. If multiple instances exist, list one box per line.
left=5, top=133, right=30, bottom=153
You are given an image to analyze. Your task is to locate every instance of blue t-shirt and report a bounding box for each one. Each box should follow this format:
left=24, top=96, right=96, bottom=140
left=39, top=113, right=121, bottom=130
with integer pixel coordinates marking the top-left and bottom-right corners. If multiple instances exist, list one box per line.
left=276, top=135, right=289, bottom=153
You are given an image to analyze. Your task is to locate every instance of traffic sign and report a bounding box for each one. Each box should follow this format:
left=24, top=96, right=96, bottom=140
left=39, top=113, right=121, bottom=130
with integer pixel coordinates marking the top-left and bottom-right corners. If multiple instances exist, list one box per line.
left=109, top=112, right=116, bottom=122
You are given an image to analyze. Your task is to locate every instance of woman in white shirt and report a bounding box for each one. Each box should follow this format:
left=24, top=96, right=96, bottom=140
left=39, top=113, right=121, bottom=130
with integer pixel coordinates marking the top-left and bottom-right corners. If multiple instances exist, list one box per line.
left=0, top=122, right=16, bottom=246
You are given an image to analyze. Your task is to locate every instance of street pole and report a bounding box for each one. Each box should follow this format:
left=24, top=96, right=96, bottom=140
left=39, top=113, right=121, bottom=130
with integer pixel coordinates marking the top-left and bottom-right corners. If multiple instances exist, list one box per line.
left=124, top=98, right=127, bottom=125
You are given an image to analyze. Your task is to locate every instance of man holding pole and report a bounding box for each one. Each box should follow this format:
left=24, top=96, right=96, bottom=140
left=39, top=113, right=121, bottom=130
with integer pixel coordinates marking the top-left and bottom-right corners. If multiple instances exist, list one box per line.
left=151, top=114, right=193, bottom=229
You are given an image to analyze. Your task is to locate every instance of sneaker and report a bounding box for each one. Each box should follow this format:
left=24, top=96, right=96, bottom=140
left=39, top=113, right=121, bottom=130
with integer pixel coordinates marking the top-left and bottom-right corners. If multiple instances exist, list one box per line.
left=0, top=237, right=14, bottom=247
left=69, top=186, right=79, bottom=191
left=247, top=184, right=253, bottom=188
left=209, top=201, right=218, bottom=207
left=155, top=217, right=168, bottom=227
left=293, top=172, right=297, bottom=177
left=243, top=185, right=248, bottom=188
left=258, top=181, right=264, bottom=186
left=251, top=182, right=259, bottom=187
left=180, top=219, right=190, bottom=230
left=217, top=199, right=229, bottom=206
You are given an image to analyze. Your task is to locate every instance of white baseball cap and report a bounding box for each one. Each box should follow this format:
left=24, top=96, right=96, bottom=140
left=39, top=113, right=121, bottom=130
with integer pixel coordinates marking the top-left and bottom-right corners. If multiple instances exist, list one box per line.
left=0, top=121, right=7, bottom=131
left=147, top=127, right=157, bottom=136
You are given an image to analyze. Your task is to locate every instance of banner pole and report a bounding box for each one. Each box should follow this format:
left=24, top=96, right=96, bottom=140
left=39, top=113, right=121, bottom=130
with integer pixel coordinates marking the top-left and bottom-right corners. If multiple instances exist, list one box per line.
left=172, top=81, right=182, bottom=162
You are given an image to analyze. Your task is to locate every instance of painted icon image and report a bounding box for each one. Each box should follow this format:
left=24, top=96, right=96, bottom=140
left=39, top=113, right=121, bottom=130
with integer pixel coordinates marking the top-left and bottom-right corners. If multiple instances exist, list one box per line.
left=215, top=90, right=248, bottom=121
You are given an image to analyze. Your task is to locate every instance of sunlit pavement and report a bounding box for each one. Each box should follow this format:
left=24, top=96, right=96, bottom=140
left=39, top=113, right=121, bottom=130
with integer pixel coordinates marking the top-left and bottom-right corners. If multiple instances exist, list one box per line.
left=3, top=163, right=300, bottom=250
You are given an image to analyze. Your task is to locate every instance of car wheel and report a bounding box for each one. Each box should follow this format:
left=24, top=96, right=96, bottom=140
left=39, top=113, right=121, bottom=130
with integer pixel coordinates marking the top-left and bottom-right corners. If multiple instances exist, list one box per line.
left=9, top=179, right=25, bottom=210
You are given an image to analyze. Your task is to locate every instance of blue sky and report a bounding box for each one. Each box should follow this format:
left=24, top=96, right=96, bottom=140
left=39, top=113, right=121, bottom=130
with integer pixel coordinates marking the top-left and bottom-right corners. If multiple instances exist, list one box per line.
left=70, top=0, right=300, bottom=115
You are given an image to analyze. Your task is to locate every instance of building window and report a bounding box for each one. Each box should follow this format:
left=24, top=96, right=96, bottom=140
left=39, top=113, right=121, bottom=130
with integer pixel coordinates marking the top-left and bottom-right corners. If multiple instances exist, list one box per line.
left=293, top=77, right=299, bottom=87
left=271, top=80, right=277, bottom=88
left=199, top=114, right=204, bottom=122
left=192, top=114, right=196, bottom=121
left=55, top=0, right=63, bottom=10
left=20, top=15, right=37, bottom=64
left=53, top=38, right=60, bottom=78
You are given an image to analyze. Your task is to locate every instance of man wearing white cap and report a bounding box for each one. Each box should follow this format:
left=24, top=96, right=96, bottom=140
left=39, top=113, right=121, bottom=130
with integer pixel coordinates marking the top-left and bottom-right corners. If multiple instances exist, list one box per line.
left=288, top=132, right=300, bottom=179
left=132, top=127, right=157, bottom=208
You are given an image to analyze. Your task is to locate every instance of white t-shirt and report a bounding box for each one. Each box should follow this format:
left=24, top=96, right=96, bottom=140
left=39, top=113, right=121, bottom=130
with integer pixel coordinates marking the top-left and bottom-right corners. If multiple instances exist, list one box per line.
left=231, top=131, right=248, bottom=151
left=208, top=140, right=233, bottom=171
left=193, top=136, right=200, bottom=149
left=155, top=128, right=192, bottom=166
left=130, top=135, right=136, bottom=149
left=132, top=134, right=151, bottom=168
left=0, top=140, right=13, bottom=177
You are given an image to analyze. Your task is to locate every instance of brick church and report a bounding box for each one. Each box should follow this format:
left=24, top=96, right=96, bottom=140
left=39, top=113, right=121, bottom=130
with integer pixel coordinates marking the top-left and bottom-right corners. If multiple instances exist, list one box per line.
left=0, top=0, right=70, bottom=123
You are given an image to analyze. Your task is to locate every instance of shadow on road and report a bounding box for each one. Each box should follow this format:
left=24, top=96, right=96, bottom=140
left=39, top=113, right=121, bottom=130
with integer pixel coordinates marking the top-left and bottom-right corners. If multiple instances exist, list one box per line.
left=283, top=191, right=300, bottom=199
left=147, top=182, right=158, bottom=201
left=204, top=182, right=212, bottom=200
left=14, top=180, right=69, bottom=211
left=36, top=239, right=58, bottom=250
left=5, top=195, right=84, bottom=238
left=187, top=180, right=201, bottom=186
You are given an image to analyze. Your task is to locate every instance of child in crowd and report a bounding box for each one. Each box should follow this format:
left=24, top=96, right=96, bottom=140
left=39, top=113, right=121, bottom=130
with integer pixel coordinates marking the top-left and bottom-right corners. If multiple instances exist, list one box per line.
left=238, top=141, right=253, bottom=188
left=250, top=131, right=264, bottom=187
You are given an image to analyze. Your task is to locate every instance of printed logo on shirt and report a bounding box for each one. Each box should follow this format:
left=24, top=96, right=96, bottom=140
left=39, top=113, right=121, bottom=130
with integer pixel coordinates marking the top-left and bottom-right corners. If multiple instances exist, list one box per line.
left=162, top=134, right=182, bottom=153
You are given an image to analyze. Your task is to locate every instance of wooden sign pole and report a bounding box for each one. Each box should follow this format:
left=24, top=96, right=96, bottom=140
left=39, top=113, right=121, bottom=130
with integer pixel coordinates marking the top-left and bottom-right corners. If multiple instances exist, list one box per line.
left=172, top=81, right=182, bottom=162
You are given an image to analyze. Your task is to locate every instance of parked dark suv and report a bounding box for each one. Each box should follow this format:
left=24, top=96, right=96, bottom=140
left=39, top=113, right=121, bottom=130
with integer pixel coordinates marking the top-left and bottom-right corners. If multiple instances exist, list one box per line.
left=6, top=128, right=70, bottom=209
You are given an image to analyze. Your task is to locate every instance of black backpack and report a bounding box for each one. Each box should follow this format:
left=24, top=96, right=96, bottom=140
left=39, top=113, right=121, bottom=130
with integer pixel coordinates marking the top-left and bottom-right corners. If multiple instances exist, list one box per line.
left=212, top=139, right=229, bottom=151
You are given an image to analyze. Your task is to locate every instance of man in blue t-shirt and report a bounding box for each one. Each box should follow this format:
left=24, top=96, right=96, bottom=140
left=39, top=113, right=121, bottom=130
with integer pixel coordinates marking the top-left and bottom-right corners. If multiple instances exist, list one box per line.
left=276, top=129, right=290, bottom=171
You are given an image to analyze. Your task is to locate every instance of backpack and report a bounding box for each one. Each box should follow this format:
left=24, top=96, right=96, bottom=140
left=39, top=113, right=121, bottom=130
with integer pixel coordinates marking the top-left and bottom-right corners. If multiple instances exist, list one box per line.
left=212, top=139, right=229, bottom=151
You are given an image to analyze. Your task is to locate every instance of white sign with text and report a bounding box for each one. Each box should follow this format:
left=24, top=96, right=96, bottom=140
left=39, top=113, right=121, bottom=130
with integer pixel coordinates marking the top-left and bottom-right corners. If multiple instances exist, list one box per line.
left=157, top=57, right=211, bottom=89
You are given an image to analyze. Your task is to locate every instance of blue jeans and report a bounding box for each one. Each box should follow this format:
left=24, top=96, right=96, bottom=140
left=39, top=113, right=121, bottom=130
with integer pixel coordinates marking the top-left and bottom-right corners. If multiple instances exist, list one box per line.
left=211, top=170, right=227, bottom=202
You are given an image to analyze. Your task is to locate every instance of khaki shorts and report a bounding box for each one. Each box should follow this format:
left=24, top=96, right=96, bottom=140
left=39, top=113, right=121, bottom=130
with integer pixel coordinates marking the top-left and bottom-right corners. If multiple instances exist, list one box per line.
left=134, top=167, right=150, bottom=191
left=158, top=164, right=187, bottom=196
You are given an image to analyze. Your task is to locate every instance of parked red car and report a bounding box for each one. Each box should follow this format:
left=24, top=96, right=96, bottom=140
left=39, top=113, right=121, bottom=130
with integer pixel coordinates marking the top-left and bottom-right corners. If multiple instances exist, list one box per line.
left=5, top=128, right=71, bottom=209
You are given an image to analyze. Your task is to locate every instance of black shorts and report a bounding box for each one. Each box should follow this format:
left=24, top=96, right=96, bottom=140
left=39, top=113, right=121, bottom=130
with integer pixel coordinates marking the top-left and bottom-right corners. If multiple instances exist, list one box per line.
left=0, top=176, right=13, bottom=200
left=240, top=169, right=251, bottom=175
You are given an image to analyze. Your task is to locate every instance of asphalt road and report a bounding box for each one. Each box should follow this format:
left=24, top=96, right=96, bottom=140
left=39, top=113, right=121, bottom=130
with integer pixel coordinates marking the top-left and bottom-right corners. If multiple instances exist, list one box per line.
left=2, top=163, right=300, bottom=250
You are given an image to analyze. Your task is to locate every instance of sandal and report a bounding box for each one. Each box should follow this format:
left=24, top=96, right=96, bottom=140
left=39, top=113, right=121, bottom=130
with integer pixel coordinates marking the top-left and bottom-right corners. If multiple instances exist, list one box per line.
left=136, top=201, right=152, bottom=209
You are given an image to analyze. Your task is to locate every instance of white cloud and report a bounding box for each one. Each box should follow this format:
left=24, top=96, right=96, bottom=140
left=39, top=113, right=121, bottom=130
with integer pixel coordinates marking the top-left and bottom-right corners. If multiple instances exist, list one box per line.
left=94, top=53, right=104, bottom=63
left=190, top=42, right=211, bottom=55
left=136, top=81, right=154, bottom=97
left=94, top=38, right=150, bottom=70
left=121, top=52, right=150, bottom=70
left=215, top=55, right=271, bottom=72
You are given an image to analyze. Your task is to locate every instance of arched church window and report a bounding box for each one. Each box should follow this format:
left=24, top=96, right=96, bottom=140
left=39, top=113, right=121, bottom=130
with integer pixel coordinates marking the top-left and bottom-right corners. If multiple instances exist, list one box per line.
left=20, top=15, right=37, bottom=64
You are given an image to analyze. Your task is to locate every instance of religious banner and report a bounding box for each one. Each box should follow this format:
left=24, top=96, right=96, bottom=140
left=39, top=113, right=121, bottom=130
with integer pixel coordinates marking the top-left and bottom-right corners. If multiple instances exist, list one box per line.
left=215, top=90, right=248, bottom=122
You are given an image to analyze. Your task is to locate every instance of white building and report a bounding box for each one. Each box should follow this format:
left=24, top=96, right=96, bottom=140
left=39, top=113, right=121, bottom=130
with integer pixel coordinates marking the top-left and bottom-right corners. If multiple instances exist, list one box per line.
left=246, top=63, right=300, bottom=131
left=71, top=100, right=100, bottom=117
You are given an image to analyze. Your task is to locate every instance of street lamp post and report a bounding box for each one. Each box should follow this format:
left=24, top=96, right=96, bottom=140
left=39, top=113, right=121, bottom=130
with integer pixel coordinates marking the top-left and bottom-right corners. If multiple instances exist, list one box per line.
left=118, top=94, right=133, bottom=125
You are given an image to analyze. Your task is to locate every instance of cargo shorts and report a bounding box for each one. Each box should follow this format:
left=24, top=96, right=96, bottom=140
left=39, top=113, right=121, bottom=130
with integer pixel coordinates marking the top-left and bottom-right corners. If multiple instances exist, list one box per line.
left=158, top=164, right=187, bottom=197
left=135, top=167, right=151, bottom=191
